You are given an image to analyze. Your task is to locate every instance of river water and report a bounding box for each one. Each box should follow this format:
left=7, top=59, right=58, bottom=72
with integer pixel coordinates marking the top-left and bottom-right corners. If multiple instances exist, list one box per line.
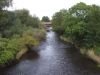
left=1, top=31, right=100, bottom=75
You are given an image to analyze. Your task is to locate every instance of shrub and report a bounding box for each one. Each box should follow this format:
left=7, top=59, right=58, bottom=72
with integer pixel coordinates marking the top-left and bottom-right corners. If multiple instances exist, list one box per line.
left=0, top=38, right=19, bottom=65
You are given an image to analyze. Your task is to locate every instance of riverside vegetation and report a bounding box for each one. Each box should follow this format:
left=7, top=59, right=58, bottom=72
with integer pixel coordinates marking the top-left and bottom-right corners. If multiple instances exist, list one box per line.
left=0, top=0, right=45, bottom=67
left=52, top=2, right=100, bottom=64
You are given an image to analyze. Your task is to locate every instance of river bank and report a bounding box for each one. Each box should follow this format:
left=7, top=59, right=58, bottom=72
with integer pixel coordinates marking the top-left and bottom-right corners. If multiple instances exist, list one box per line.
left=60, top=36, right=100, bottom=65
left=0, top=28, right=46, bottom=68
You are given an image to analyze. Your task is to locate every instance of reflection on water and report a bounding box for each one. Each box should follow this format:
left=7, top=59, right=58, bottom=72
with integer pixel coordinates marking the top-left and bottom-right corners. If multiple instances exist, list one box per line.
left=1, top=30, right=100, bottom=75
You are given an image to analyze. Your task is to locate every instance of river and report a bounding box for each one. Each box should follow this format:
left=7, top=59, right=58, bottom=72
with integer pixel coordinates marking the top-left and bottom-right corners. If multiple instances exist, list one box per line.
left=1, top=31, right=100, bottom=75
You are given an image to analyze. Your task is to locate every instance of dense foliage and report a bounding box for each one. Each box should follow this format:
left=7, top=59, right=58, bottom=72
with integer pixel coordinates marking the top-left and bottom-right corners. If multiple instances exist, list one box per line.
left=0, top=0, right=12, bottom=10
left=41, top=16, right=50, bottom=22
left=52, top=2, right=100, bottom=55
left=0, top=0, right=45, bottom=66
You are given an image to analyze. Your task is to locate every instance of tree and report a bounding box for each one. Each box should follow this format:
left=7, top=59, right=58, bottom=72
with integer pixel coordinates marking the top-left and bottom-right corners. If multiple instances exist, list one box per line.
left=0, top=0, right=12, bottom=10
left=14, top=9, right=29, bottom=24
left=52, top=2, right=100, bottom=50
left=52, top=9, right=67, bottom=34
left=14, top=9, right=40, bottom=28
left=0, top=11, right=16, bottom=37
left=0, top=0, right=13, bottom=37
left=41, top=16, right=50, bottom=22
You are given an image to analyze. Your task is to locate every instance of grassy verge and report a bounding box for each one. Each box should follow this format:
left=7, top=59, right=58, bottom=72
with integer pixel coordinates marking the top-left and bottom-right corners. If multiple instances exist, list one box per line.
left=60, top=36, right=100, bottom=65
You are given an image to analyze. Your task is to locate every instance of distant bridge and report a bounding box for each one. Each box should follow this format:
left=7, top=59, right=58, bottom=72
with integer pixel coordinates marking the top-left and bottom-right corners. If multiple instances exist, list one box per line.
left=42, top=22, right=52, bottom=28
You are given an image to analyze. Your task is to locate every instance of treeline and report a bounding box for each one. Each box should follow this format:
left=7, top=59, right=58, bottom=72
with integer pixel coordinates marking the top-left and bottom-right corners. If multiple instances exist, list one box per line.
left=0, top=0, right=45, bottom=66
left=52, top=2, right=100, bottom=56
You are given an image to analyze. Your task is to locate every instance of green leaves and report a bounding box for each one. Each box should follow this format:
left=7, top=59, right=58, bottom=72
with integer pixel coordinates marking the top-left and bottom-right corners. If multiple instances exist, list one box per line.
left=41, top=16, right=50, bottom=22
left=0, top=38, right=18, bottom=65
left=52, top=2, right=100, bottom=53
left=52, top=10, right=67, bottom=34
left=0, top=28, right=45, bottom=65
left=0, top=50, right=14, bottom=65
left=0, top=0, right=12, bottom=10
left=0, top=7, right=44, bottom=66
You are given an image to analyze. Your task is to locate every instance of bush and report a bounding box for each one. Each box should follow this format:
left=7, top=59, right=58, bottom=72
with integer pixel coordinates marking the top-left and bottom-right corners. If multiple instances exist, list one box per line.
left=0, top=28, right=45, bottom=66
left=0, top=51, right=15, bottom=65
left=0, top=38, right=19, bottom=65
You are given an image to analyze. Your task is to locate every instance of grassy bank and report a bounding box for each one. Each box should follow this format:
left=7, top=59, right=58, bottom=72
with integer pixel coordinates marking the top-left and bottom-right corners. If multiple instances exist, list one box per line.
left=60, top=36, right=100, bottom=64
left=0, top=28, right=45, bottom=67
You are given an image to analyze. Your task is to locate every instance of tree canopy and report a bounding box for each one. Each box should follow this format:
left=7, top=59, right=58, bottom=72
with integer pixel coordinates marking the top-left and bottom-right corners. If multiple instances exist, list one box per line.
left=52, top=2, right=100, bottom=54
left=0, top=0, right=12, bottom=10
left=41, top=16, right=50, bottom=22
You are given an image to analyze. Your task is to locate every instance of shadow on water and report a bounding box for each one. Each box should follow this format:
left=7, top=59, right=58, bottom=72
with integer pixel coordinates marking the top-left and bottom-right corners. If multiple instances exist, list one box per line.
left=65, top=46, right=100, bottom=74
left=20, top=50, right=39, bottom=61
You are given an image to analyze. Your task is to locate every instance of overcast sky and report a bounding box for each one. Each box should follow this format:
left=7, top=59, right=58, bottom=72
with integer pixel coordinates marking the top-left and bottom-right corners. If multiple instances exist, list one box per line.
left=9, top=0, right=100, bottom=19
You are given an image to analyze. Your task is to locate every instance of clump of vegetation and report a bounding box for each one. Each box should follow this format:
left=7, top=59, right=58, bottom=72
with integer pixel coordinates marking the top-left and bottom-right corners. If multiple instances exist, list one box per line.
left=0, top=0, right=45, bottom=66
left=0, top=38, right=19, bottom=65
left=52, top=2, right=100, bottom=56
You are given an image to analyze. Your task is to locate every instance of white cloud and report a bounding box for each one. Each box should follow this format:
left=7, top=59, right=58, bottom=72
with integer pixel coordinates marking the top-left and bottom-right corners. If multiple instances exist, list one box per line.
left=9, top=0, right=100, bottom=19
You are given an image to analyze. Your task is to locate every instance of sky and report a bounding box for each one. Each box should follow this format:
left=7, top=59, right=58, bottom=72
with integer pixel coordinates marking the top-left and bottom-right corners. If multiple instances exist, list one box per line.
left=9, top=0, right=100, bottom=19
